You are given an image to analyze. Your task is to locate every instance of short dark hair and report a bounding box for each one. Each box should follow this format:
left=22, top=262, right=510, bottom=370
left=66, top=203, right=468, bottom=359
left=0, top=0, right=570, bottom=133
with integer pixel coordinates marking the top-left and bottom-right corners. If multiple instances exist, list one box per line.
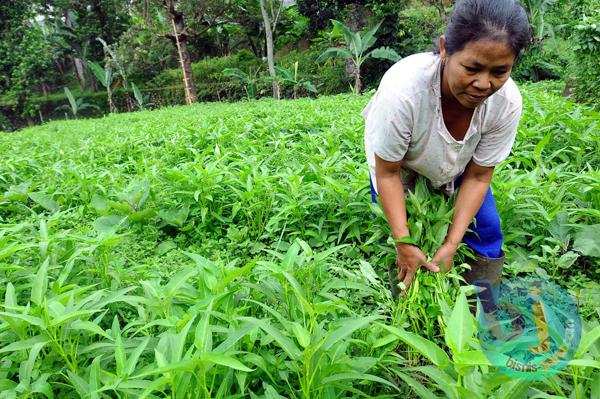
left=435, top=0, right=531, bottom=58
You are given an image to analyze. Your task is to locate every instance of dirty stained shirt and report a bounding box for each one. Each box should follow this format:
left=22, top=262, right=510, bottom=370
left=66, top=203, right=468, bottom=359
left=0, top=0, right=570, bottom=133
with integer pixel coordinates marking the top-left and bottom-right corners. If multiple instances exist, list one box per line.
left=362, top=52, right=522, bottom=196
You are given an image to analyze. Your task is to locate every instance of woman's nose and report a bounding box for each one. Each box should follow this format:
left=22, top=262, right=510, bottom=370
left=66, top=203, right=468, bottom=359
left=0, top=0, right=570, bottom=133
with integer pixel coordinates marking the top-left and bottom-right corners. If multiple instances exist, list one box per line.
left=473, top=74, right=492, bottom=91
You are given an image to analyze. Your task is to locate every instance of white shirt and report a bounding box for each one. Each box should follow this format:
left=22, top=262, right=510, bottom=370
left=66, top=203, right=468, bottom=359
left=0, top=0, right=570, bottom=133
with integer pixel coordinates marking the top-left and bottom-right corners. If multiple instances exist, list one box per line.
left=362, top=52, right=522, bottom=195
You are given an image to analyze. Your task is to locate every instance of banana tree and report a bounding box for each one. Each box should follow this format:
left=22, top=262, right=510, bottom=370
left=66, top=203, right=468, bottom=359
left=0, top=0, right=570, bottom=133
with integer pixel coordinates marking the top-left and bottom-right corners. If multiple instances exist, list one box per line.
left=522, top=0, right=557, bottom=42
left=316, top=20, right=401, bottom=94
left=222, top=67, right=261, bottom=100
left=275, top=62, right=317, bottom=99
left=55, top=87, right=100, bottom=119
left=88, top=61, right=116, bottom=113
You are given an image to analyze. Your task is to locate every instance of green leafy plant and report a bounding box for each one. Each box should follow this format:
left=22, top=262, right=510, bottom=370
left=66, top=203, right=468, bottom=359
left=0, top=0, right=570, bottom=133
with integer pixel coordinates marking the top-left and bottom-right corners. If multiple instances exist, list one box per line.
left=54, top=87, right=100, bottom=119
left=0, top=82, right=598, bottom=397
left=570, top=12, right=600, bottom=108
left=275, top=62, right=317, bottom=99
left=131, top=82, right=153, bottom=111
left=222, top=67, right=262, bottom=100
left=316, top=20, right=401, bottom=94
left=88, top=60, right=116, bottom=113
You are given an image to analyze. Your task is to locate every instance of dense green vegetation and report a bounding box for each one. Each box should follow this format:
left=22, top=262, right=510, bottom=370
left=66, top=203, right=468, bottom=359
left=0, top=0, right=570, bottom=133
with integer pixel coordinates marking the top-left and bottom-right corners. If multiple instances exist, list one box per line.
left=2, top=0, right=600, bottom=131
left=0, top=83, right=598, bottom=397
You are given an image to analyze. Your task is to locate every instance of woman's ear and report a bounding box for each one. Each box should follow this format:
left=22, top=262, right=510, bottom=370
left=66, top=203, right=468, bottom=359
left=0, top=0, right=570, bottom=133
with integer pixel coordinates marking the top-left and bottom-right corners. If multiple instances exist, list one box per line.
left=439, top=35, right=447, bottom=59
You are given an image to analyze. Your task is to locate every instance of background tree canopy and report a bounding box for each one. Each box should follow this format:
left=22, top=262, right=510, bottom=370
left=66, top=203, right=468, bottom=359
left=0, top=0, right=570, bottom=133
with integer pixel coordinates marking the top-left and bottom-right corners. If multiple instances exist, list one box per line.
left=0, top=0, right=598, bottom=131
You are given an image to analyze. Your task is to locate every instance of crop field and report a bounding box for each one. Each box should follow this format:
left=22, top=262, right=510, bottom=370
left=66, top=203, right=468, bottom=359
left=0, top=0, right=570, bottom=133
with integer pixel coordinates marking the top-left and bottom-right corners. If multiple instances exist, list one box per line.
left=0, top=83, right=599, bottom=398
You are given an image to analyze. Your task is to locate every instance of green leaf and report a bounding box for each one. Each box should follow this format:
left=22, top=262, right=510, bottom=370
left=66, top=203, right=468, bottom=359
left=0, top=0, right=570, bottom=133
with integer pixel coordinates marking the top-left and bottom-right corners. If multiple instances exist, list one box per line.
left=0, top=335, right=49, bottom=354
left=320, top=316, right=377, bottom=351
left=223, top=67, right=249, bottom=80
left=132, top=359, right=197, bottom=379
left=446, top=290, right=474, bottom=354
left=71, top=320, right=113, bottom=341
left=200, top=353, right=253, bottom=372
left=31, top=257, right=49, bottom=306
left=5, top=282, right=17, bottom=309
left=158, top=205, right=189, bottom=227
left=165, top=267, right=197, bottom=297
left=28, top=192, right=58, bottom=212
left=392, top=371, right=440, bottom=399
left=381, top=324, right=451, bottom=368
left=331, top=20, right=354, bottom=44
left=576, top=325, right=600, bottom=357
left=20, top=341, right=47, bottom=387
left=241, top=317, right=301, bottom=359
left=93, top=215, right=127, bottom=235
left=568, top=358, right=600, bottom=369
left=494, top=378, right=532, bottom=399
left=369, top=47, right=401, bottom=62
left=557, top=251, right=579, bottom=269
left=573, top=225, right=600, bottom=257
left=453, top=350, right=492, bottom=367
left=361, top=21, right=383, bottom=51
left=66, top=371, right=90, bottom=397
left=321, top=372, right=400, bottom=392
left=88, top=61, right=109, bottom=87
left=291, top=322, right=311, bottom=349
left=125, top=337, right=150, bottom=376
left=64, top=87, right=78, bottom=116
left=89, top=356, right=102, bottom=399
left=195, top=299, right=213, bottom=352
left=315, top=47, right=353, bottom=63
left=119, top=180, right=150, bottom=210
left=115, top=324, right=126, bottom=378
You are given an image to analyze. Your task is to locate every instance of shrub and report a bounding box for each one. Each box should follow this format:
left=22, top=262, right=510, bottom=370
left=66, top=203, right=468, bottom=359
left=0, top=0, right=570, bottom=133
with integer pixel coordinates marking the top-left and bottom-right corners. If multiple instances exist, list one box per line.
left=149, top=48, right=347, bottom=103
left=570, top=13, right=600, bottom=108
left=511, top=41, right=569, bottom=82
left=394, top=5, right=443, bottom=57
left=0, top=111, right=12, bottom=132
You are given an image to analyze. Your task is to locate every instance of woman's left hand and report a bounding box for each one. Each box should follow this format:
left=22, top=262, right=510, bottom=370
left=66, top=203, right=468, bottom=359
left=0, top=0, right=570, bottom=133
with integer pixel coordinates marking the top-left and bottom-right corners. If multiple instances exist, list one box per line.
left=430, top=242, right=458, bottom=273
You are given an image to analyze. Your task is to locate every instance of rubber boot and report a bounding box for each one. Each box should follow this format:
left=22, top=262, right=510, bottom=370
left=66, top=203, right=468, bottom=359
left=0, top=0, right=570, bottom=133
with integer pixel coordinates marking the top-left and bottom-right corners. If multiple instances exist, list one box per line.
left=461, top=251, right=505, bottom=315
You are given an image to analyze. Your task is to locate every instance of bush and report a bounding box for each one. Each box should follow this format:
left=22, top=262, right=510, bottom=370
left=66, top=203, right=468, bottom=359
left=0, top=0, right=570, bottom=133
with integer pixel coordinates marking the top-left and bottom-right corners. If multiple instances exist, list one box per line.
left=511, top=41, right=569, bottom=83
left=570, top=13, right=600, bottom=109
left=0, top=111, right=12, bottom=132
left=149, top=48, right=347, bottom=103
left=395, top=5, right=443, bottom=57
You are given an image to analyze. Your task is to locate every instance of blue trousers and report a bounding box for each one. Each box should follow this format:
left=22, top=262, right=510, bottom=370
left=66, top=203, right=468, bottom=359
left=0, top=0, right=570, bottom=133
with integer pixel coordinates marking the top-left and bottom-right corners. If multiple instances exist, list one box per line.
left=369, top=174, right=503, bottom=258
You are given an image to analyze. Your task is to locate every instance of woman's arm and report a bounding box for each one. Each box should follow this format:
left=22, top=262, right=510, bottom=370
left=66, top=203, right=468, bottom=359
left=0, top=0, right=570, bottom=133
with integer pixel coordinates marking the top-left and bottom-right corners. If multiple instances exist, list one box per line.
left=375, top=154, right=410, bottom=240
left=375, top=154, right=440, bottom=295
left=430, top=160, right=495, bottom=272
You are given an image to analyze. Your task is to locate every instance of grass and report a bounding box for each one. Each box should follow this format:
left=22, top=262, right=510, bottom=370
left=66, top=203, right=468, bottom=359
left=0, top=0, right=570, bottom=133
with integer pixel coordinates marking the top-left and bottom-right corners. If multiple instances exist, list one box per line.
left=0, top=83, right=599, bottom=397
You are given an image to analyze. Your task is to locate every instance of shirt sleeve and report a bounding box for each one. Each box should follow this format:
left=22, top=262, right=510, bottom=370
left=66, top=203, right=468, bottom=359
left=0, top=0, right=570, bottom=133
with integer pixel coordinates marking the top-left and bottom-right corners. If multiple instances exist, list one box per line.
left=366, top=88, right=413, bottom=163
left=472, top=104, right=522, bottom=168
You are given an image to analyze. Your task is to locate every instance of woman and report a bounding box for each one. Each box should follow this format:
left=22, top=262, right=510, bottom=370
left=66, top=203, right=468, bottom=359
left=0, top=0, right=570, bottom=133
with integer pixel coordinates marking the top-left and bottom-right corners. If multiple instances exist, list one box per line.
left=362, top=0, right=531, bottom=300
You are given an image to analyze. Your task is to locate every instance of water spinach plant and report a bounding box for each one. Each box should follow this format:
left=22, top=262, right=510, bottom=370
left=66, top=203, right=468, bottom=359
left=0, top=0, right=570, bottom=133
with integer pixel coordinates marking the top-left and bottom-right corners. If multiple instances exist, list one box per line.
left=0, top=81, right=598, bottom=397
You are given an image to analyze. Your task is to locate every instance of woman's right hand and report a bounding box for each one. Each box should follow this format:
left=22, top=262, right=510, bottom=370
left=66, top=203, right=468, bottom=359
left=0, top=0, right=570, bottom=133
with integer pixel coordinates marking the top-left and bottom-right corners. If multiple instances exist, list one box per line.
left=395, top=243, right=440, bottom=296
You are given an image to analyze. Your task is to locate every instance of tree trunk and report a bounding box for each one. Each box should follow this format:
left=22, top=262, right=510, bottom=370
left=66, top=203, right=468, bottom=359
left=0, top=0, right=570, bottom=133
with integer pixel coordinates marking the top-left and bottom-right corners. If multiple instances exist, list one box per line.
left=354, top=67, right=362, bottom=95
left=434, top=0, right=447, bottom=20
left=64, top=11, right=87, bottom=91
left=165, top=0, right=197, bottom=104
left=107, top=84, right=116, bottom=113
left=344, top=4, right=370, bottom=93
left=260, top=0, right=280, bottom=100
left=246, top=32, right=261, bottom=58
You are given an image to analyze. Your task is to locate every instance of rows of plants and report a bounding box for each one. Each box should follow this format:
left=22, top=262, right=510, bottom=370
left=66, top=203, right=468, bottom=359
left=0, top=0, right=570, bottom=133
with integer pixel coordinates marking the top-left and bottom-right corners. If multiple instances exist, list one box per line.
left=0, top=83, right=598, bottom=397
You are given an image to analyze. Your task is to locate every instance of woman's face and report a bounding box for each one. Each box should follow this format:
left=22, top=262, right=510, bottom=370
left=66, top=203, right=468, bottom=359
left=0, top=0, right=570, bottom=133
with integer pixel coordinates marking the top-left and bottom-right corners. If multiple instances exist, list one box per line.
left=439, top=36, right=517, bottom=109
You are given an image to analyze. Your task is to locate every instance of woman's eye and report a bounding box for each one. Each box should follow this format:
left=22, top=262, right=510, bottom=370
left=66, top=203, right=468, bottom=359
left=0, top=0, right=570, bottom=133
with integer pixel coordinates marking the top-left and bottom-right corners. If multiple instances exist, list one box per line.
left=464, top=66, right=478, bottom=73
